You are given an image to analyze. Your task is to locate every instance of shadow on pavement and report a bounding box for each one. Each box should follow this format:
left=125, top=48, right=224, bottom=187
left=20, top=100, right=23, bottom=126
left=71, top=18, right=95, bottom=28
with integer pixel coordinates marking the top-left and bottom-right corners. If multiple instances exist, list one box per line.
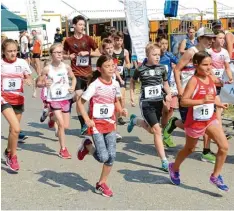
left=1, top=159, right=18, bottom=174
left=115, top=152, right=164, bottom=172
left=226, top=155, right=234, bottom=164
left=180, top=183, right=223, bottom=197
left=18, top=143, right=57, bottom=156
left=27, top=122, right=52, bottom=131
left=36, top=170, right=93, bottom=192
left=21, top=130, right=58, bottom=142
left=118, top=169, right=168, bottom=184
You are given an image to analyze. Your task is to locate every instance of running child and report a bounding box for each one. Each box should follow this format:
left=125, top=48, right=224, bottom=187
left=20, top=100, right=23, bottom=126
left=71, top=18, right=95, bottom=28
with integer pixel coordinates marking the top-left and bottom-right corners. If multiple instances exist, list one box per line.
left=37, top=43, right=76, bottom=159
left=77, top=55, right=127, bottom=197
left=169, top=51, right=229, bottom=192
left=1, top=39, right=32, bottom=171
left=127, top=43, right=172, bottom=171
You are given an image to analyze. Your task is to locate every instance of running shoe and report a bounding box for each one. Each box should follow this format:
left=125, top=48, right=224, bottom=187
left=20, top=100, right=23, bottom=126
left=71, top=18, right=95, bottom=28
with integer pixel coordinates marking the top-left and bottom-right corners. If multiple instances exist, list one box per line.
left=59, top=147, right=71, bottom=159
left=226, top=133, right=232, bottom=140
left=163, top=136, right=176, bottom=148
left=48, top=113, right=55, bottom=128
left=95, top=182, right=113, bottom=197
left=210, top=174, right=229, bottom=192
left=161, top=159, right=169, bottom=172
left=116, top=133, right=122, bottom=140
left=168, top=162, right=180, bottom=185
left=3, top=148, right=10, bottom=159
left=201, top=152, right=216, bottom=164
left=127, top=114, right=136, bottom=133
left=77, top=138, right=92, bottom=160
left=118, top=117, right=126, bottom=125
left=80, top=124, right=88, bottom=136
left=6, top=155, right=20, bottom=172
left=18, top=132, right=28, bottom=143
left=163, top=116, right=178, bottom=139
left=40, top=108, right=49, bottom=123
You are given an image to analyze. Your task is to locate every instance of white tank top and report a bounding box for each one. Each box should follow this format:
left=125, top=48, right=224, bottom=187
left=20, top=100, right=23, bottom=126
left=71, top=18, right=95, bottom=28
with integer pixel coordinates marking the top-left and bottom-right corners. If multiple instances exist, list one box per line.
left=181, top=46, right=199, bottom=88
left=46, top=63, right=73, bottom=102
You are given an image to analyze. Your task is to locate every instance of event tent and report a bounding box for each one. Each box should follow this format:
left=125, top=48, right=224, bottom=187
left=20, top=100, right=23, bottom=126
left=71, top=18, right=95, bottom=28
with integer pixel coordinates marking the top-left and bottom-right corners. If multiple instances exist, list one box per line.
left=1, top=9, right=27, bottom=32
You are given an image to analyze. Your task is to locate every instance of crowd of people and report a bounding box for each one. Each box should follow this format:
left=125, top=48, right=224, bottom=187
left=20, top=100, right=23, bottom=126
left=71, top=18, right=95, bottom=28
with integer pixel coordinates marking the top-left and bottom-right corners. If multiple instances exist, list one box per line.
left=1, top=15, right=234, bottom=197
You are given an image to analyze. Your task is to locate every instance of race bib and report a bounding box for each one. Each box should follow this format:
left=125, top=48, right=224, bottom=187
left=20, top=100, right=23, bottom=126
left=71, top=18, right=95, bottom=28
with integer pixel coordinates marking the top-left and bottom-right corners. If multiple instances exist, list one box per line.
left=93, top=104, right=114, bottom=119
left=51, top=85, right=69, bottom=99
left=117, top=66, right=124, bottom=74
left=144, top=85, right=162, bottom=99
left=170, top=81, right=178, bottom=96
left=2, top=78, right=21, bottom=91
left=76, top=56, right=89, bottom=67
left=182, top=70, right=195, bottom=78
left=193, top=103, right=214, bottom=121
left=213, top=68, right=224, bottom=79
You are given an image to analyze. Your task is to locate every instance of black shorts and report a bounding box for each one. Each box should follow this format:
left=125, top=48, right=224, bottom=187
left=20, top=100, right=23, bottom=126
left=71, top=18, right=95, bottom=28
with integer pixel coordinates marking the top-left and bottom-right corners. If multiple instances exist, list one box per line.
left=21, top=52, right=29, bottom=59
left=216, top=86, right=221, bottom=96
left=178, top=99, right=188, bottom=123
left=75, top=76, right=88, bottom=91
left=140, top=100, right=163, bottom=127
left=1, top=104, right=24, bottom=114
left=32, top=53, right=40, bottom=58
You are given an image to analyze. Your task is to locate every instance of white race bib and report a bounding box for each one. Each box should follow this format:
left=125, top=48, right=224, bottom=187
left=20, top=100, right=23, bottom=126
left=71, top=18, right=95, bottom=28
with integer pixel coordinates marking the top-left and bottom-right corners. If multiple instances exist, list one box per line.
left=93, top=104, right=114, bottom=119
left=51, top=85, right=69, bottom=99
left=117, top=66, right=124, bottom=74
left=193, top=103, right=214, bottom=121
left=213, top=68, right=224, bottom=79
left=170, top=81, right=178, bottom=96
left=2, top=78, right=21, bottom=91
left=76, top=56, right=89, bottom=67
left=144, top=85, right=162, bottom=99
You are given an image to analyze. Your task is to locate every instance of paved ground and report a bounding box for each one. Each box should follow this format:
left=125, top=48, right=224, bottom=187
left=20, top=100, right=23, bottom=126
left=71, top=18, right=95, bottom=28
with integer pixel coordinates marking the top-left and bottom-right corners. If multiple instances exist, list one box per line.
left=1, top=85, right=234, bottom=210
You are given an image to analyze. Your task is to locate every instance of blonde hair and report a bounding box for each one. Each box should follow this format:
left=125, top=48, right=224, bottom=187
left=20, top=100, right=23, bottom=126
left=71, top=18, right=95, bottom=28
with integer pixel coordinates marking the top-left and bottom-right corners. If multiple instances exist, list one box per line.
left=145, top=43, right=161, bottom=57
left=49, top=43, right=63, bottom=54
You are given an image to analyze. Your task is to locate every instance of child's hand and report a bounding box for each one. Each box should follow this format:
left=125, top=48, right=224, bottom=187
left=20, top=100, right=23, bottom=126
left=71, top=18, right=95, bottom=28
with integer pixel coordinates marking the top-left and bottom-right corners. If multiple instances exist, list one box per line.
left=166, top=94, right=172, bottom=102
left=228, top=78, right=233, bottom=84
left=24, top=78, right=32, bottom=86
left=120, top=79, right=125, bottom=85
left=130, top=98, right=135, bottom=107
left=46, top=79, right=53, bottom=88
left=68, top=87, right=75, bottom=93
left=85, top=119, right=95, bottom=128
left=203, top=94, right=215, bottom=104
left=121, top=108, right=128, bottom=117
left=219, top=103, right=229, bottom=109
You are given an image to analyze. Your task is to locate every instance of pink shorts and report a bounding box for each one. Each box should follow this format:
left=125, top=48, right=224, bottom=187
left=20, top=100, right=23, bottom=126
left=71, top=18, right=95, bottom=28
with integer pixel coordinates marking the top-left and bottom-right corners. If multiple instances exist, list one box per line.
left=185, top=119, right=219, bottom=139
left=49, top=100, right=70, bottom=113
left=170, top=96, right=178, bottom=109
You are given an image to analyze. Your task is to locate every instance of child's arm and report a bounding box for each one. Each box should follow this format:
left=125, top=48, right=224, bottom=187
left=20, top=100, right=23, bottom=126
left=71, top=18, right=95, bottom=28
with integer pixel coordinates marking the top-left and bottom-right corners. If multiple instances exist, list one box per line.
left=115, top=70, right=125, bottom=85
left=67, top=65, right=77, bottom=93
left=115, top=98, right=127, bottom=117
left=124, top=49, right=131, bottom=69
left=224, top=62, right=233, bottom=83
left=36, top=66, right=50, bottom=88
left=130, top=78, right=136, bottom=107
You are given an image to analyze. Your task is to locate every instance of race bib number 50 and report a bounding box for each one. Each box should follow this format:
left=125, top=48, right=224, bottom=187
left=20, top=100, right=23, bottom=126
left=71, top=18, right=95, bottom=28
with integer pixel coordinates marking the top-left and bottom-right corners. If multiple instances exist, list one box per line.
left=193, top=103, right=214, bottom=121
left=93, top=104, right=114, bottom=119
left=2, top=78, right=21, bottom=91
left=144, top=85, right=162, bottom=99
left=76, top=56, right=89, bottom=67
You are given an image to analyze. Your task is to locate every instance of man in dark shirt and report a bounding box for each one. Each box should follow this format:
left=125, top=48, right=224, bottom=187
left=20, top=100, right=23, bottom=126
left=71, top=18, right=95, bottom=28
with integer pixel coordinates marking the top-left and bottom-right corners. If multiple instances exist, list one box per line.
left=54, top=27, right=63, bottom=43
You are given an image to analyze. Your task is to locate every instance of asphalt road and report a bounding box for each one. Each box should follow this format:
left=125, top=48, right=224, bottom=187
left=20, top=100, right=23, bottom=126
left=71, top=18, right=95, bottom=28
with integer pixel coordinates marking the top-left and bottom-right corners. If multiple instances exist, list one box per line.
left=1, top=86, right=234, bottom=210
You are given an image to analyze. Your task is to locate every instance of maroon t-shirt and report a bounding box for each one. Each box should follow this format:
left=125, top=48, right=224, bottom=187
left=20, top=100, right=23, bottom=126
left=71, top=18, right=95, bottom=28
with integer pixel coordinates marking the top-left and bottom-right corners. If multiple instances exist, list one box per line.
left=63, top=35, right=97, bottom=77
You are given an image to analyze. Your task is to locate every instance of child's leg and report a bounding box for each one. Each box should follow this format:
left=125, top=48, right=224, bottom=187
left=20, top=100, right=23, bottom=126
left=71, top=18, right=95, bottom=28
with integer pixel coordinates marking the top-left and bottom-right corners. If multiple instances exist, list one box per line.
left=98, top=131, right=117, bottom=184
left=205, top=123, right=228, bottom=177
left=2, top=108, right=20, bottom=156
left=161, top=101, right=170, bottom=128
left=173, top=135, right=198, bottom=172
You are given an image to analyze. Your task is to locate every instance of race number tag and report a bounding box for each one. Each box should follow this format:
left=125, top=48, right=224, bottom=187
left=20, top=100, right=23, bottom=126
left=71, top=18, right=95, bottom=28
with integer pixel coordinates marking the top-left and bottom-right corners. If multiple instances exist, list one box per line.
left=2, top=78, right=21, bottom=91
left=51, top=85, right=68, bottom=99
left=93, top=104, right=114, bottom=119
left=117, top=66, right=124, bottom=74
left=76, top=56, right=89, bottom=67
left=193, top=103, right=214, bottom=121
left=170, top=81, right=178, bottom=96
left=213, top=68, right=224, bottom=79
left=144, top=85, right=162, bottom=99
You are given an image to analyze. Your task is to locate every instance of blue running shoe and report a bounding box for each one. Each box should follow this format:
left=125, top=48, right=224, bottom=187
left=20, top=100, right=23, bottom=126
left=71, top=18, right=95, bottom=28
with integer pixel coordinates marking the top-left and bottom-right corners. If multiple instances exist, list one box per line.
left=168, top=162, right=180, bottom=185
left=127, top=114, right=136, bottom=133
left=18, top=132, right=28, bottom=143
left=161, top=159, right=169, bottom=172
left=210, top=174, right=229, bottom=192
left=80, top=124, right=88, bottom=136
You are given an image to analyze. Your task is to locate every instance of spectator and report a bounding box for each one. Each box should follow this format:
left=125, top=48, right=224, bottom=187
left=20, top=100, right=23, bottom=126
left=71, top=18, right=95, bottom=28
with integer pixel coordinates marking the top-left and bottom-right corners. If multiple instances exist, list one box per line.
left=19, top=30, right=30, bottom=64
left=179, top=27, right=197, bottom=55
left=54, top=27, right=63, bottom=43
left=123, top=27, right=132, bottom=61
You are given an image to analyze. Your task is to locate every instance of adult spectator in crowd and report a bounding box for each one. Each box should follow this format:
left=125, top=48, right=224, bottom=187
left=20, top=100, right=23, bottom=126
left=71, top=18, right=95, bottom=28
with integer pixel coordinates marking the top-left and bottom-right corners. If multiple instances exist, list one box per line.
left=54, top=27, right=63, bottom=43
left=19, top=30, right=30, bottom=64
left=31, top=30, right=42, bottom=75
left=123, top=27, right=132, bottom=61
left=179, top=27, right=197, bottom=55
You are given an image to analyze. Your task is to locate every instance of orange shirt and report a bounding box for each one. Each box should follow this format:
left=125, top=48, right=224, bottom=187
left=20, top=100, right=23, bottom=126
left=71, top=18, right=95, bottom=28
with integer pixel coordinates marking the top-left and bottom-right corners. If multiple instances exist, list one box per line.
left=33, top=40, right=41, bottom=54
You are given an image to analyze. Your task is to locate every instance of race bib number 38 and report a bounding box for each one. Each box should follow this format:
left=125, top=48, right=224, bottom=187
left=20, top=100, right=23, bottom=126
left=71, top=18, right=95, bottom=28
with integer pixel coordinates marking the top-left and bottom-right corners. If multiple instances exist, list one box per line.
left=144, top=85, right=162, bottom=99
left=193, top=103, right=214, bottom=121
left=76, top=56, right=89, bottom=67
left=2, top=78, right=21, bottom=91
left=93, top=104, right=114, bottom=119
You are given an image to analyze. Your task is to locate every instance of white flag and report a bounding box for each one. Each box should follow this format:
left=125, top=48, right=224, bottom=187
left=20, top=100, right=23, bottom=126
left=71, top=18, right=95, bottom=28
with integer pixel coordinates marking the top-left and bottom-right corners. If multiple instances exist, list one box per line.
left=124, top=0, right=149, bottom=63
left=25, top=0, right=42, bottom=26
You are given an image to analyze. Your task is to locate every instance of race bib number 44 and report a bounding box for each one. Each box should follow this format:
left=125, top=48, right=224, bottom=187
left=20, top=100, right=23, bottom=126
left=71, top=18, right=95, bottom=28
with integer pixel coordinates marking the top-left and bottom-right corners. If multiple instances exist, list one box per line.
left=144, top=85, right=162, bottom=99
left=193, top=103, right=214, bottom=121
left=93, top=104, right=114, bottom=119
left=2, top=78, right=21, bottom=91
left=76, top=56, right=89, bottom=67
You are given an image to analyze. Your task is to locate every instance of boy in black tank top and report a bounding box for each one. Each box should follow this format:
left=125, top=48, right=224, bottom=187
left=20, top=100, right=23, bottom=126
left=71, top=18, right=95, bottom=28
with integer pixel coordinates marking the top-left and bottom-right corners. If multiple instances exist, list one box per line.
left=112, top=32, right=131, bottom=125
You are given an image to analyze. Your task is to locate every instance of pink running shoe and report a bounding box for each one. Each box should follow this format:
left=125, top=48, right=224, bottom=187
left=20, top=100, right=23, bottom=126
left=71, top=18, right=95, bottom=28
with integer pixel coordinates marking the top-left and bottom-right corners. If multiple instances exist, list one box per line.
left=95, top=182, right=113, bottom=197
left=6, top=155, right=20, bottom=172
left=59, top=147, right=71, bottom=159
left=77, top=138, right=92, bottom=160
